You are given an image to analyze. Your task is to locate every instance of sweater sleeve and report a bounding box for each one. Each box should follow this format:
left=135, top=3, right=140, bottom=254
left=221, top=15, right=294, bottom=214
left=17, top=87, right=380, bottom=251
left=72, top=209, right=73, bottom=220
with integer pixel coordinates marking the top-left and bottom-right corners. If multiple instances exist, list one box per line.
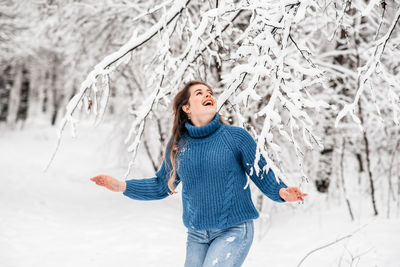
left=231, top=127, right=287, bottom=203
left=122, top=140, right=181, bottom=201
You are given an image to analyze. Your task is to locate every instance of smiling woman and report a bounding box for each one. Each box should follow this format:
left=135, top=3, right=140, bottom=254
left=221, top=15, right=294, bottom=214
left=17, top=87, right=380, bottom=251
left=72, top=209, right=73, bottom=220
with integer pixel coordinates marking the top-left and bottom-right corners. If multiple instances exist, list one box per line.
left=181, top=83, right=217, bottom=128
left=90, top=80, right=307, bottom=267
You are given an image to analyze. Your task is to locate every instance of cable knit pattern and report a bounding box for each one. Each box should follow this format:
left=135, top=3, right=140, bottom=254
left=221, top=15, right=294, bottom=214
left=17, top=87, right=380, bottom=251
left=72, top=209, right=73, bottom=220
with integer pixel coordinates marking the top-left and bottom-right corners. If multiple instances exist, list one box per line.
left=218, top=171, right=234, bottom=227
left=123, top=113, right=287, bottom=230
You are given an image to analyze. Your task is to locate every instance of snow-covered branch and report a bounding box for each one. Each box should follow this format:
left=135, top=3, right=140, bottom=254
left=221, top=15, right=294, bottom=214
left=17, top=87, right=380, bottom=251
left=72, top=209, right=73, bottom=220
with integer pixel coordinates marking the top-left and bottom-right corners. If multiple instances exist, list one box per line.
left=44, top=0, right=192, bottom=171
left=335, top=6, right=400, bottom=128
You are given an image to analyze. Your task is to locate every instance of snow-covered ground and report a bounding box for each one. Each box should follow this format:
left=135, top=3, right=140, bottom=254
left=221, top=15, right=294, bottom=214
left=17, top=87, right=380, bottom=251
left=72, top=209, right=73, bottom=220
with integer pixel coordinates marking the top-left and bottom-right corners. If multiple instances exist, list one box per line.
left=1, top=122, right=399, bottom=267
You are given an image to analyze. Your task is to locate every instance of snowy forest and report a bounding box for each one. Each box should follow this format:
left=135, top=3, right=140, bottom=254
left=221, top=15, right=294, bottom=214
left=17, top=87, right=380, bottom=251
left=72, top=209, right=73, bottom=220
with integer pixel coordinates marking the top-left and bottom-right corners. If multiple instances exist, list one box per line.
left=1, top=0, right=400, bottom=266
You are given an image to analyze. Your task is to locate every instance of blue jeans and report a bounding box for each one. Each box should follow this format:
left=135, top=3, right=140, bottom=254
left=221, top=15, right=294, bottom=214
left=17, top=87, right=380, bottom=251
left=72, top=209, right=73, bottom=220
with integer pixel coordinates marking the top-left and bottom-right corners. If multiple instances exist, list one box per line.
left=184, top=220, right=254, bottom=267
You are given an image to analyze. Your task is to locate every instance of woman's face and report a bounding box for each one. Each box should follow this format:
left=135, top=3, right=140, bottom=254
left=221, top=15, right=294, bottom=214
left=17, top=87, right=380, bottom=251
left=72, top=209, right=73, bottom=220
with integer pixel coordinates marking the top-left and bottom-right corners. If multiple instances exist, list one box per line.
left=183, top=84, right=217, bottom=121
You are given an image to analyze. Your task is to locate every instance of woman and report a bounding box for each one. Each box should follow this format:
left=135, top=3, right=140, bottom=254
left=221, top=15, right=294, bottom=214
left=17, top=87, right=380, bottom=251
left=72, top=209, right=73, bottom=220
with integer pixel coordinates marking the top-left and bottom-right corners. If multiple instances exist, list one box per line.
left=90, top=80, right=308, bottom=266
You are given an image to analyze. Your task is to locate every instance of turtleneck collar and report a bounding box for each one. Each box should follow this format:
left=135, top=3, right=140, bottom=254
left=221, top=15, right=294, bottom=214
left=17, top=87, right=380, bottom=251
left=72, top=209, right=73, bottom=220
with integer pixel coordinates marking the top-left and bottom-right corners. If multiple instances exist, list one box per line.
left=185, top=113, right=221, bottom=138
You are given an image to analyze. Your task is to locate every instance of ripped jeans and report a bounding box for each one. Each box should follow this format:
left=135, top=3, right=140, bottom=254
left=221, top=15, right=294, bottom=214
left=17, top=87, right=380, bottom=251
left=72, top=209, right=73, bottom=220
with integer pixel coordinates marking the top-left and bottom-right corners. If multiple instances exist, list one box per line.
left=184, top=220, right=254, bottom=267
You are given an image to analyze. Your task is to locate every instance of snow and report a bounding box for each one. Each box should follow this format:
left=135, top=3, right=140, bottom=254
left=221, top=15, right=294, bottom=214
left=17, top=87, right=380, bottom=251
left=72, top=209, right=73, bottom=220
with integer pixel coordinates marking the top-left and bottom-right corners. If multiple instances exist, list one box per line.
left=1, top=122, right=399, bottom=267
left=226, top=236, right=236, bottom=242
left=212, top=258, right=219, bottom=265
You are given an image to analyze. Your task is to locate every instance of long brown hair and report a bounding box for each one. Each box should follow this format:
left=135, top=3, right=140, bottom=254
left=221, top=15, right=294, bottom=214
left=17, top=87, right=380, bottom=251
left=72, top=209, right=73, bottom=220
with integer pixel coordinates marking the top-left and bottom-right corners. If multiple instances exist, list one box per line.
left=167, top=80, right=225, bottom=193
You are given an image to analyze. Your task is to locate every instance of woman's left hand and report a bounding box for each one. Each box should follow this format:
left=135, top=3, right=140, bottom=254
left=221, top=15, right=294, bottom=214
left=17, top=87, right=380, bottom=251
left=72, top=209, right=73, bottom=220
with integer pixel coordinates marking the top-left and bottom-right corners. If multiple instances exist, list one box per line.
left=279, top=187, right=308, bottom=202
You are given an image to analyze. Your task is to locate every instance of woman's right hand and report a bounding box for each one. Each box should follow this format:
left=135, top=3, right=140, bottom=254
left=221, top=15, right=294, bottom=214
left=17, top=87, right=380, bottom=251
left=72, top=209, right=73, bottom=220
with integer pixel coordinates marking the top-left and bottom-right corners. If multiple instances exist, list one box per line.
left=90, top=174, right=126, bottom=192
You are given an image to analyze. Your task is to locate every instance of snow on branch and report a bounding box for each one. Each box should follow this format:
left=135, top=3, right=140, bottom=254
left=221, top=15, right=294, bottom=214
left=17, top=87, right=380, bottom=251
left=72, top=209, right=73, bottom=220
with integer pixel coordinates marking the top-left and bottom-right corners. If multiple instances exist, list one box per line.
left=335, top=6, right=400, bottom=129
left=219, top=1, right=328, bottom=186
left=44, top=0, right=191, bottom=171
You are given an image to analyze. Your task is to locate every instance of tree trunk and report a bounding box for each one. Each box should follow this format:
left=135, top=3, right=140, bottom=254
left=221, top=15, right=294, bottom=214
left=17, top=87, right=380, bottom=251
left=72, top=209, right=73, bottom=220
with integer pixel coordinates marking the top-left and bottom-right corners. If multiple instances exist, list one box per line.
left=355, top=153, right=364, bottom=185
left=6, top=63, right=23, bottom=126
left=256, top=193, right=263, bottom=212
left=0, top=65, right=12, bottom=122
left=143, top=137, right=158, bottom=172
left=16, top=67, right=30, bottom=124
left=358, top=101, right=378, bottom=216
left=26, top=62, right=45, bottom=124
left=340, top=138, right=354, bottom=221
left=50, top=55, right=60, bottom=126
left=315, top=124, right=334, bottom=193
left=42, top=54, right=62, bottom=126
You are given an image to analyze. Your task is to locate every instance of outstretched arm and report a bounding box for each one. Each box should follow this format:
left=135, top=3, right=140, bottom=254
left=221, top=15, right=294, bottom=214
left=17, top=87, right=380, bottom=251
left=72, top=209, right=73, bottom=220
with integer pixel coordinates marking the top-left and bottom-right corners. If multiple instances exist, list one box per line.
left=122, top=158, right=180, bottom=201
left=279, top=187, right=308, bottom=202
left=231, top=127, right=307, bottom=203
left=90, top=175, right=126, bottom=192
left=90, top=138, right=181, bottom=201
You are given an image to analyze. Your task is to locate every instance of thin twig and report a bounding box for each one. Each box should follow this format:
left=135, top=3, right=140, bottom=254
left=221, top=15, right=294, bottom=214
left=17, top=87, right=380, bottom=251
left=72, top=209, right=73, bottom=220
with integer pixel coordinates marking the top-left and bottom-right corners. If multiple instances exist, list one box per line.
left=297, top=223, right=369, bottom=267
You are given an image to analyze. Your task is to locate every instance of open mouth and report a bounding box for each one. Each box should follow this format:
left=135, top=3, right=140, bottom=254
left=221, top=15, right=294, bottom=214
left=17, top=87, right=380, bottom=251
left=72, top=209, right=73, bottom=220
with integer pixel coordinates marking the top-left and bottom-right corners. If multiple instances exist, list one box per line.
left=202, top=99, right=214, bottom=106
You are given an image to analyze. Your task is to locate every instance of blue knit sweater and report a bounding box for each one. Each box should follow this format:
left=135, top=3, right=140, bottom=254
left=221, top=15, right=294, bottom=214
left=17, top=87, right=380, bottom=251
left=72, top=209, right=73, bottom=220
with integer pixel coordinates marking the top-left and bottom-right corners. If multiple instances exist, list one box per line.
left=123, top=113, right=287, bottom=230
